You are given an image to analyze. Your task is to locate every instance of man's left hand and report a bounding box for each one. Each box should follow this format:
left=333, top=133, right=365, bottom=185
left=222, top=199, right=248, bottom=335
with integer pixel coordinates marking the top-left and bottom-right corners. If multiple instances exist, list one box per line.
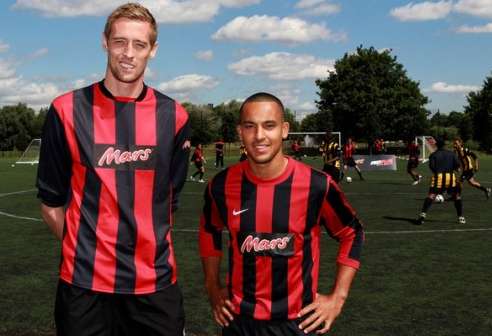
left=297, top=292, right=345, bottom=334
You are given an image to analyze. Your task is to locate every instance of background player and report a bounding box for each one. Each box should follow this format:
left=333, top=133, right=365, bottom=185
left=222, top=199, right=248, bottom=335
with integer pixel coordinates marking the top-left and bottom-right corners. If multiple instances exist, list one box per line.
left=343, top=137, right=364, bottom=181
left=407, top=138, right=423, bottom=185
left=453, top=138, right=491, bottom=199
left=321, top=131, right=342, bottom=183
left=199, top=92, right=364, bottom=335
left=191, top=143, right=206, bottom=183
left=215, top=138, right=225, bottom=169
left=36, top=3, right=189, bottom=335
left=417, top=138, right=465, bottom=225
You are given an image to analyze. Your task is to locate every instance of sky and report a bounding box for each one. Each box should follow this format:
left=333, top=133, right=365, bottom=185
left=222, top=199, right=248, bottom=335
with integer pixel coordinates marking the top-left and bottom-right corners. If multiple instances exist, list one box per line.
left=1, top=0, right=491, bottom=120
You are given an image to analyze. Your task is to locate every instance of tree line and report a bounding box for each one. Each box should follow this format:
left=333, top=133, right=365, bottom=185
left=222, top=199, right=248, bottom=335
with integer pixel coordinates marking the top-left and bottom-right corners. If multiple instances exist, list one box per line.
left=1, top=46, right=491, bottom=152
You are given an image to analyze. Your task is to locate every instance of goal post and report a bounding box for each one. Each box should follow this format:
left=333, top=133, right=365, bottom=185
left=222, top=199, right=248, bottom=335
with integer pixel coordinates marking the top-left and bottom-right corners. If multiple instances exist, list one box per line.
left=12, top=138, right=41, bottom=166
left=415, top=135, right=436, bottom=163
left=286, top=132, right=341, bottom=156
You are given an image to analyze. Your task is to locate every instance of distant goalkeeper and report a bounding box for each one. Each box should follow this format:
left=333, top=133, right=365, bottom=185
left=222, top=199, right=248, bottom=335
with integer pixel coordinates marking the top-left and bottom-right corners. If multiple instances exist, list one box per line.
left=453, top=138, right=491, bottom=200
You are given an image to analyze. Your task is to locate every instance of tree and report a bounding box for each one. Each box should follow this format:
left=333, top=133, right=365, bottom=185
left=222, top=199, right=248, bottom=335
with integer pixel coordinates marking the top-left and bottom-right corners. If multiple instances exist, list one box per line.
left=284, top=108, right=300, bottom=132
left=316, top=46, right=429, bottom=141
left=213, top=101, right=241, bottom=143
left=0, top=103, right=37, bottom=151
left=464, top=73, right=492, bottom=150
left=429, top=110, right=472, bottom=141
left=183, top=102, right=218, bottom=145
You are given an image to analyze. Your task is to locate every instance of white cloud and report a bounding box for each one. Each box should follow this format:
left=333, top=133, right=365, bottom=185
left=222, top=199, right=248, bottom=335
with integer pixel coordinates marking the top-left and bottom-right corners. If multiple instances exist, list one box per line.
left=0, top=41, right=9, bottom=53
left=390, top=1, right=453, bottom=21
left=456, top=22, right=492, bottom=32
left=195, top=50, right=214, bottom=61
left=158, top=74, right=219, bottom=93
left=212, top=15, right=346, bottom=43
left=295, top=0, right=341, bottom=16
left=12, top=0, right=260, bottom=23
left=0, top=59, right=17, bottom=79
left=454, top=0, right=492, bottom=19
left=429, top=81, right=480, bottom=93
left=229, top=52, right=334, bottom=80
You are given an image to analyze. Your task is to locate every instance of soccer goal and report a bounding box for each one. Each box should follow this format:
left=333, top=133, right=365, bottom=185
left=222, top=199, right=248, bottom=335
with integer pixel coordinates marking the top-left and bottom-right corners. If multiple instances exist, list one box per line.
left=286, top=132, right=341, bottom=157
left=415, top=135, right=436, bottom=163
left=12, top=138, right=41, bottom=166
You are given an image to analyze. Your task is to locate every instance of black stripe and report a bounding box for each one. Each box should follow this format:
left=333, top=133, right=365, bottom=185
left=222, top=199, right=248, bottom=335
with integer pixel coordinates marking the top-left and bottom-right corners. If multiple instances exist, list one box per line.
left=326, top=181, right=354, bottom=225
left=152, top=93, right=176, bottom=288
left=72, top=87, right=99, bottom=287
left=208, top=170, right=228, bottom=250
left=271, top=174, right=293, bottom=320
left=348, top=219, right=363, bottom=261
left=302, top=169, right=327, bottom=307
left=239, top=175, right=257, bottom=316
left=114, top=101, right=138, bottom=292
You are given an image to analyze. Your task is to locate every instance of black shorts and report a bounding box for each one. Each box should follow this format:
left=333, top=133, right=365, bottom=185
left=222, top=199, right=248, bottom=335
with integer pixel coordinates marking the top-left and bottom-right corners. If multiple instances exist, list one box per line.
left=194, top=161, right=203, bottom=169
left=222, top=314, right=320, bottom=336
left=407, top=158, right=419, bottom=170
left=460, top=170, right=474, bottom=181
left=344, top=157, right=356, bottom=167
left=55, top=281, right=184, bottom=336
left=323, top=164, right=340, bottom=183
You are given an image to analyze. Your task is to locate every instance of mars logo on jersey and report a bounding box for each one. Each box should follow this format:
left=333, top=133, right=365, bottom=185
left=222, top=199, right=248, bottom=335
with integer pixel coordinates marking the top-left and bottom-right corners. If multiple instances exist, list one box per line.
left=238, top=232, right=294, bottom=257
left=94, top=145, right=156, bottom=170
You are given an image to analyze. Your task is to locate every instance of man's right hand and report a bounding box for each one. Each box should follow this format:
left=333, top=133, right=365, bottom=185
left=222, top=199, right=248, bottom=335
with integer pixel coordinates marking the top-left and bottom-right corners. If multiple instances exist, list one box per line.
left=206, top=285, right=234, bottom=327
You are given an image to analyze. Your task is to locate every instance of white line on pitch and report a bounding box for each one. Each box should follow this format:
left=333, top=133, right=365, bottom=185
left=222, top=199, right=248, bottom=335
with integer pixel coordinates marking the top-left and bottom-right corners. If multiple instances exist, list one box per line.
left=0, top=188, right=37, bottom=198
left=0, top=211, right=42, bottom=222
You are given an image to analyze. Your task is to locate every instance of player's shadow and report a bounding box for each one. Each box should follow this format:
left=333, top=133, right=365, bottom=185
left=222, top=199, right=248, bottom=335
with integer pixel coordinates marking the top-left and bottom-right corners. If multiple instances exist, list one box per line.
left=382, top=215, right=435, bottom=226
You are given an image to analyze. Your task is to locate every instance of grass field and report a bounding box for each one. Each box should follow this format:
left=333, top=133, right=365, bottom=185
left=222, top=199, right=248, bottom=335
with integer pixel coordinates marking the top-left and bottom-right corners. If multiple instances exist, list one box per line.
left=1, top=153, right=491, bottom=336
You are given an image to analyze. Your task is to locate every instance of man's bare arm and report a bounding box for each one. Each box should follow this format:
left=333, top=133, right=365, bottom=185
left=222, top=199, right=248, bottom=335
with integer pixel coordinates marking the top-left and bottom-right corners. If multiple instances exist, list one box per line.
left=40, top=204, right=65, bottom=241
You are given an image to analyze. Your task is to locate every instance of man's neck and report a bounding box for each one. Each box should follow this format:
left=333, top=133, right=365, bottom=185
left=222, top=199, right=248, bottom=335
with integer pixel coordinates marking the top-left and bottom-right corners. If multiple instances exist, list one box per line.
left=248, top=155, right=288, bottom=180
left=103, top=74, right=144, bottom=98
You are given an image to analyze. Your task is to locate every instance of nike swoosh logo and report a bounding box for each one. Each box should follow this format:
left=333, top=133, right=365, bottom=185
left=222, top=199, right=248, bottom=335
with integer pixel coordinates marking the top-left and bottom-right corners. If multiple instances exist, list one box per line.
left=232, top=209, right=248, bottom=216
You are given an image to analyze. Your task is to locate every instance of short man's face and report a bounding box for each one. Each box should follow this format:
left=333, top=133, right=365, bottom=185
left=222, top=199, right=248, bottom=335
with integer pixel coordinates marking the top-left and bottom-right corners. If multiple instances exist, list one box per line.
left=237, top=101, right=289, bottom=165
left=103, top=18, right=157, bottom=84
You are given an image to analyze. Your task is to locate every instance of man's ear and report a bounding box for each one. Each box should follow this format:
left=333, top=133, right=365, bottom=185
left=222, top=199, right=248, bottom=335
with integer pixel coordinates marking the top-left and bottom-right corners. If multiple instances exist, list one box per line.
left=102, top=33, right=108, bottom=51
left=150, top=42, right=158, bottom=59
left=282, top=121, right=290, bottom=140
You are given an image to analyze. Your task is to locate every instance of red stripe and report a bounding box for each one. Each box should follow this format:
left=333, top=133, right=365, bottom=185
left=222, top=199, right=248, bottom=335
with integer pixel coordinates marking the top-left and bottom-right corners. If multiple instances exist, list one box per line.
left=225, top=164, right=243, bottom=315
left=93, top=85, right=115, bottom=144
left=53, top=92, right=84, bottom=283
left=91, top=169, right=118, bottom=291
left=136, top=90, right=157, bottom=146
left=174, top=101, right=188, bottom=135
left=134, top=170, right=157, bottom=291
left=253, top=185, right=274, bottom=320
left=287, top=164, right=310, bottom=318
left=310, top=225, right=321, bottom=303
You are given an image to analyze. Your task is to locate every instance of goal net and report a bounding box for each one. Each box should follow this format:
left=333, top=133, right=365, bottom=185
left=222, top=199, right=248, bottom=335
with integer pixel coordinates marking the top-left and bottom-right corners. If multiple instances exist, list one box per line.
left=415, top=135, right=436, bottom=163
left=13, top=138, right=41, bottom=166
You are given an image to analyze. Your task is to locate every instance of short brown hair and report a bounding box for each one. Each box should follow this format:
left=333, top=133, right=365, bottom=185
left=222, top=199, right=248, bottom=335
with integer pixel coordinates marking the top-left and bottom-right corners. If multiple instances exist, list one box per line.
left=104, top=3, right=158, bottom=45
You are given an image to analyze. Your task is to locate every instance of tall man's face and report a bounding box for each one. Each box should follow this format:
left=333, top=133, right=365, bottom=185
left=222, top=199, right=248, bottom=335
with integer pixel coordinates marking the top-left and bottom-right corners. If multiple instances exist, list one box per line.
left=237, top=101, right=289, bottom=165
left=103, top=18, right=157, bottom=84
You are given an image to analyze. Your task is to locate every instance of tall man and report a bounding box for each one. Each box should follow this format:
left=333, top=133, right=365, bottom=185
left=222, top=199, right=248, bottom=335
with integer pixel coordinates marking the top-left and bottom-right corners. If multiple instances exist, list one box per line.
left=36, top=3, right=189, bottom=335
left=417, top=138, right=465, bottom=225
left=199, top=92, right=364, bottom=335
left=321, top=131, right=342, bottom=183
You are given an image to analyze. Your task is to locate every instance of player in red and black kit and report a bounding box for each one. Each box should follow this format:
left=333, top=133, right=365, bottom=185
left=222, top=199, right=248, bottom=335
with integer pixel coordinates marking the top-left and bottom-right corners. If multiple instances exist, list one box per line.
left=191, top=143, right=206, bottom=183
left=215, top=139, right=225, bottom=169
left=199, top=92, right=364, bottom=335
left=343, top=137, right=364, bottom=181
left=36, top=4, right=189, bottom=335
left=407, top=138, right=423, bottom=185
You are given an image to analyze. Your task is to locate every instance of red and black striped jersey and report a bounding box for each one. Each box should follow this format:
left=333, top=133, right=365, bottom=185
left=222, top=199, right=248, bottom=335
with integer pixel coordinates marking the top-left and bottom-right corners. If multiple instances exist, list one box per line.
left=192, top=148, right=205, bottom=163
left=343, top=142, right=356, bottom=160
left=408, top=143, right=420, bottom=160
left=199, top=158, right=363, bottom=320
left=36, top=81, right=190, bottom=294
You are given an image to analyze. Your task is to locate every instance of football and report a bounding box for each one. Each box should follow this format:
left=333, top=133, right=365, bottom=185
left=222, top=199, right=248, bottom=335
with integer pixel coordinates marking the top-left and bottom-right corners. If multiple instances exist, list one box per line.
left=435, top=194, right=444, bottom=203
left=346, top=176, right=352, bottom=183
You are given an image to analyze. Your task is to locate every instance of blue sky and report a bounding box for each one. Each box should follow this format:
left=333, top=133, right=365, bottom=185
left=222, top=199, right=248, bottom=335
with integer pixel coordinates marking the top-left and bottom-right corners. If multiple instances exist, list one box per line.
left=1, top=0, right=491, bottom=119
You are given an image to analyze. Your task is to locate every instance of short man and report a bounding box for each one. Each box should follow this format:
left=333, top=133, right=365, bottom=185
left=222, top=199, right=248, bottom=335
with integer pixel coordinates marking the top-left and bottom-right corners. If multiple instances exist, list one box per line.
left=453, top=138, right=491, bottom=199
left=36, top=3, right=189, bottom=335
left=407, top=138, right=423, bottom=185
left=417, top=138, right=465, bottom=225
left=321, top=131, right=342, bottom=183
left=191, top=143, right=206, bottom=183
left=199, top=92, right=364, bottom=335
left=343, top=137, right=364, bottom=181
left=215, top=138, right=225, bottom=169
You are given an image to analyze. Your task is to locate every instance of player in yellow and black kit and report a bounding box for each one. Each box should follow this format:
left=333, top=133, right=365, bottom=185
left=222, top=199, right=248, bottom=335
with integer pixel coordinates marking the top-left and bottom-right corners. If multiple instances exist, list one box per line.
left=320, top=131, right=342, bottom=183
left=453, top=138, right=491, bottom=200
left=417, top=138, right=465, bottom=225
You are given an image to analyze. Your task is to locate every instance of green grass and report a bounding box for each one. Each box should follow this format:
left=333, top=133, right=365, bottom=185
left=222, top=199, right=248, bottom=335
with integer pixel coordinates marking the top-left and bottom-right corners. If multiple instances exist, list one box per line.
left=1, top=154, right=491, bottom=336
